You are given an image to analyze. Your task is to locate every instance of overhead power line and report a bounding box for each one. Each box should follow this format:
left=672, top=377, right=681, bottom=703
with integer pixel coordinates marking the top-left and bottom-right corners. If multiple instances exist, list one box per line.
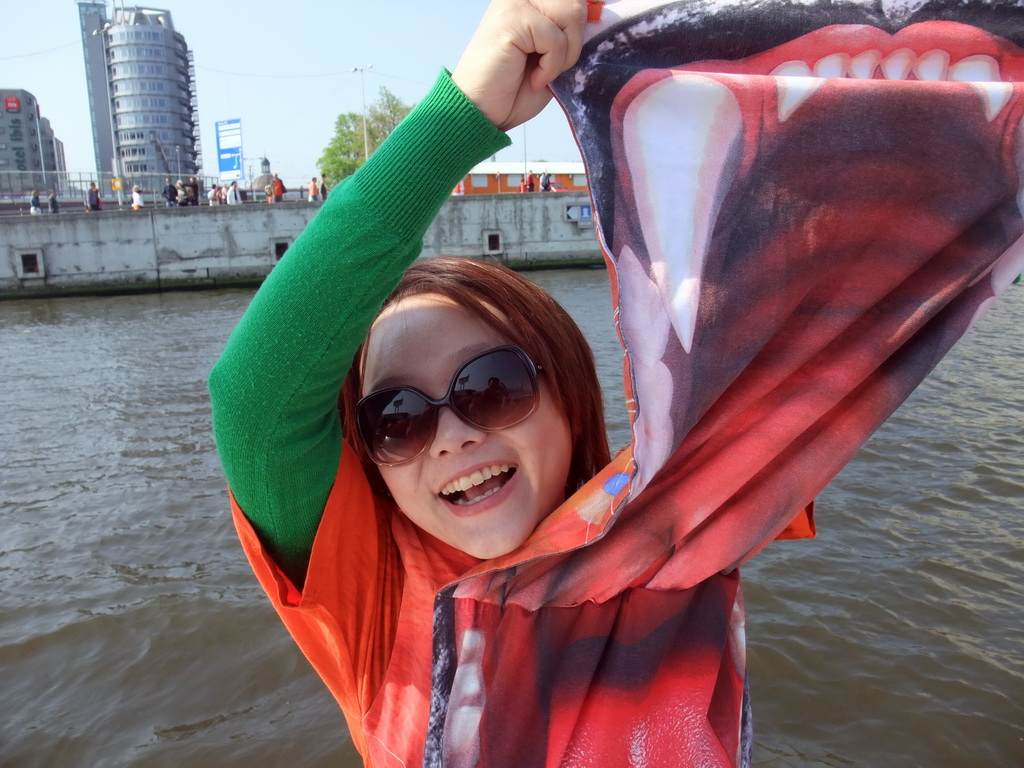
left=0, top=40, right=80, bottom=60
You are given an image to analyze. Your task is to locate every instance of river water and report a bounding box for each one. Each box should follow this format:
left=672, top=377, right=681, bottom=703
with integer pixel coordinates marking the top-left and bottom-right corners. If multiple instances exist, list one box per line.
left=1, top=270, right=1022, bottom=768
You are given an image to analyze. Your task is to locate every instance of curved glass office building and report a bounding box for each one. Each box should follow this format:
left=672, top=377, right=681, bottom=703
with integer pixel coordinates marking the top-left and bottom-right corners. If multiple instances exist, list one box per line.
left=79, top=2, right=201, bottom=188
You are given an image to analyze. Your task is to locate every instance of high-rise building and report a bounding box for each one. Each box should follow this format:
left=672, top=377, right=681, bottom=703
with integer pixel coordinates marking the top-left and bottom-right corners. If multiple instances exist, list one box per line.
left=78, top=1, right=201, bottom=185
left=0, top=89, right=66, bottom=195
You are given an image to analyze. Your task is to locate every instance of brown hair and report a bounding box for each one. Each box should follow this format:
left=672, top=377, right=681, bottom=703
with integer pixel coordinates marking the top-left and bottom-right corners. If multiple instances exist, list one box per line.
left=340, top=257, right=610, bottom=498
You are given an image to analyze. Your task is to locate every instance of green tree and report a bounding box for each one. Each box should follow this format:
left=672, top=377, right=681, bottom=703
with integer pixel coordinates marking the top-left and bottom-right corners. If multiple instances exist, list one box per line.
left=318, top=87, right=413, bottom=184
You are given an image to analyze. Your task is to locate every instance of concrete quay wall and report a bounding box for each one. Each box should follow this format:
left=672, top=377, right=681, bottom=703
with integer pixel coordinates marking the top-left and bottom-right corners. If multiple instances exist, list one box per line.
left=0, top=192, right=602, bottom=299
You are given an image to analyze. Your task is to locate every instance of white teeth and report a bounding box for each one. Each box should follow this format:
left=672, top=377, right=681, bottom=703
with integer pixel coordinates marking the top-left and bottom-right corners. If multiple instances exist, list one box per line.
left=849, top=50, right=881, bottom=79
left=441, top=464, right=510, bottom=497
left=949, top=54, right=1001, bottom=83
left=447, top=628, right=486, bottom=761
left=813, top=53, right=849, bottom=78
left=770, top=61, right=825, bottom=122
left=623, top=73, right=743, bottom=353
left=968, top=82, right=1014, bottom=122
left=881, top=48, right=915, bottom=80
left=914, top=49, right=949, bottom=81
left=772, top=60, right=814, bottom=78
left=770, top=50, right=1011, bottom=120
left=948, top=55, right=1011, bottom=122
left=774, top=74, right=825, bottom=122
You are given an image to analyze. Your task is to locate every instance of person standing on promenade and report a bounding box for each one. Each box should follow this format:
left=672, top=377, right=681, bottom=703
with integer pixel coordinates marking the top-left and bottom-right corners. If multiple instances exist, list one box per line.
left=272, top=173, right=286, bottom=202
left=308, top=176, right=319, bottom=202
left=29, top=190, right=42, bottom=215
left=175, top=180, right=188, bottom=206
left=85, top=182, right=102, bottom=212
left=319, top=175, right=328, bottom=200
left=131, top=185, right=144, bottom=210
left=47, top=189, right=58, bottom=214
left=226, top=181, right=242, bottom=205
left=162, top=177, right=178, bottom=207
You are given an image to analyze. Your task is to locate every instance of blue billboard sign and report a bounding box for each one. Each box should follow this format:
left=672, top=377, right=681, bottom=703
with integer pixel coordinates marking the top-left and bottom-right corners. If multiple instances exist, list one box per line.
left=215, top=119, right=243, bottom=182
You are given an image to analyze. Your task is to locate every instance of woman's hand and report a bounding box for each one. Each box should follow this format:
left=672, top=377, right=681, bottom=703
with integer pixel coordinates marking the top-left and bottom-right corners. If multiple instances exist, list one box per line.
left=452, top=0, right=587, bottom=132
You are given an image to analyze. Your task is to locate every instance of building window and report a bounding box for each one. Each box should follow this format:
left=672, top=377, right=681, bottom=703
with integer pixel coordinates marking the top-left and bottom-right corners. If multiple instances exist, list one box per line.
left=572, top=174, right=587, bottom=186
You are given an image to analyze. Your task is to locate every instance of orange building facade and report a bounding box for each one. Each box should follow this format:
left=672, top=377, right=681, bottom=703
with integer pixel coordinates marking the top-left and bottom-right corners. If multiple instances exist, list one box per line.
left=455, top=161, right=588, bottom=196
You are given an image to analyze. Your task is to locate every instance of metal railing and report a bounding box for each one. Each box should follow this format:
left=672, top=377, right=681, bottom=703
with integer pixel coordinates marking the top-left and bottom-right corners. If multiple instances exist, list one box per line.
left=0, top=170, right=323, bottom=212
left=0, top=169, right=220, bottom=210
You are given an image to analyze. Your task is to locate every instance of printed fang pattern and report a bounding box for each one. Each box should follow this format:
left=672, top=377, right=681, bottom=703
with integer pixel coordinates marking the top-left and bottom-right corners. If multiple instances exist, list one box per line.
left=420, top=4, right=1022, bottom=766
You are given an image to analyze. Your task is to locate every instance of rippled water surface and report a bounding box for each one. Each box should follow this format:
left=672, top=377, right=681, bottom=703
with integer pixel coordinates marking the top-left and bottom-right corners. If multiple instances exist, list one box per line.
left=1, top=272, right=1022, bottom=767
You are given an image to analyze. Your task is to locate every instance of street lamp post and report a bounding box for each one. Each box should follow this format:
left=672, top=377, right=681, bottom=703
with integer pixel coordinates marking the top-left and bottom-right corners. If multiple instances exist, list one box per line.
left=92, top=23, right=124, bottom=207
left=523, top=124, right=528, bottom=191
left=351, top=64, right=373, bottom=162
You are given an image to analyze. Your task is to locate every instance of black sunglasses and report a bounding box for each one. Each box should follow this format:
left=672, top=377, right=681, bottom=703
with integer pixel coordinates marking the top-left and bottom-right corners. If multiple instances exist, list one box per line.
left=355, top=345, right=541, bottom=466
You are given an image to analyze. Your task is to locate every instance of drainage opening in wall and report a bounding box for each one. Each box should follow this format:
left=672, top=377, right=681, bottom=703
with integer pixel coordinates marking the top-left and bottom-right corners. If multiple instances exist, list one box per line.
left=485, top=232, right=502, bottom=254
left=15, top=249, right=45, bottom=279
left=273, top=239, right=291, bottom=260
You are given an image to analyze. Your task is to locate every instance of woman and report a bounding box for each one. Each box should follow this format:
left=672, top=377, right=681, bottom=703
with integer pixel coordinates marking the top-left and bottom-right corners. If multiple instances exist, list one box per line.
left=131, top=185, right=144, bottom=210
left=85, top=182, right=102, bottom=212
left=211, top=1, right=757, bottom=764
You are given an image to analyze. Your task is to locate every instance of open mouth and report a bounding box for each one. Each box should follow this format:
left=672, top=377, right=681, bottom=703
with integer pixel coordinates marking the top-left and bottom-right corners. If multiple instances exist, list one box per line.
left=552, top=8, right=1024, bottom=491
left=608, top=20, right=1023, bottom=350
left=558, top=10, right=1024, bottom=246
left=441, top=465, right=516, bottom=506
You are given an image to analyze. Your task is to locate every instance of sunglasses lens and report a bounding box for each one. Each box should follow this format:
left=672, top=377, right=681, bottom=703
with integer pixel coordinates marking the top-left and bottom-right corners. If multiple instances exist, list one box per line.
left=356, top=347, right=540, bottom=466
left=453, top=348, right=538, bottom=429
left=357, top=390, right=435, bottom=464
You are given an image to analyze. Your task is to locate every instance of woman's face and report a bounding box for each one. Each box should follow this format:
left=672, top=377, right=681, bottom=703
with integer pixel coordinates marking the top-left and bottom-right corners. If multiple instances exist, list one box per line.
left=362, top=293, right=573, bottom=559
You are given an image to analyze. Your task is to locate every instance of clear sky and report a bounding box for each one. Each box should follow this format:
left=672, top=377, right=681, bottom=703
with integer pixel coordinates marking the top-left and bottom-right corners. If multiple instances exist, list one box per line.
left=2, top=0, right=584, bottom=184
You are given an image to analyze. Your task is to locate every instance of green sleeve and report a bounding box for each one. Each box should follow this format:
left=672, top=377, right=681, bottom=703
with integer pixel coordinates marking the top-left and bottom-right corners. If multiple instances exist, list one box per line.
left=208, top=71, right=511, bottom=586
